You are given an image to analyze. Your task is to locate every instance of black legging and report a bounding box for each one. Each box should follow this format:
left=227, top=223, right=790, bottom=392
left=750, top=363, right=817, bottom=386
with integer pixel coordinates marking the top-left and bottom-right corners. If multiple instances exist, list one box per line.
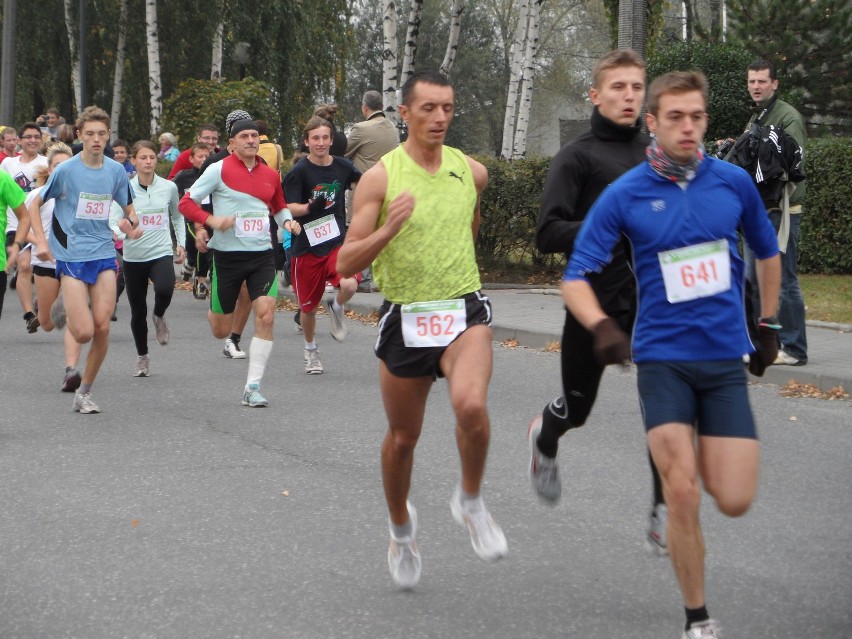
left=123, top=255, right=175, bottom=355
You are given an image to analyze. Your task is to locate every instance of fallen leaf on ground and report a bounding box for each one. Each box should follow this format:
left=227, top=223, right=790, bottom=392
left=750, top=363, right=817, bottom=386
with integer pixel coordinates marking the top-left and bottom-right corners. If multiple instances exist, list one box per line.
left=779, top=381, right=849, bottom=400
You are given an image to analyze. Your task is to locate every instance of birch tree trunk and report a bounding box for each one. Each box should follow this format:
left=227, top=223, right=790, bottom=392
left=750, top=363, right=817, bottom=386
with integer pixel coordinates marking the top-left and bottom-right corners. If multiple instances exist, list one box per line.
left=109, top=0, right=129, bottom=140
left=401, top=0, right=424, bottom=84
left=145, top=0, right=163, bottom=136
left=382, top=0, right=400, bottom=126
left=63, top=0, right=82, bottom=115
left=512, top=0, right=542, bottom=159
left=500, top=0, right=529, bottom=159
left=211, top=1, right=224, bottom=80
left=439, top=0, right=465, bottom=77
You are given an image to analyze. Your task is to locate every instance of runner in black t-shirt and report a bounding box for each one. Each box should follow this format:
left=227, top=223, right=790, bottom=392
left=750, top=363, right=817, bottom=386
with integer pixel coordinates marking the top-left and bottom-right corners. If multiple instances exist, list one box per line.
left=283, top=116, right=361, bottom=374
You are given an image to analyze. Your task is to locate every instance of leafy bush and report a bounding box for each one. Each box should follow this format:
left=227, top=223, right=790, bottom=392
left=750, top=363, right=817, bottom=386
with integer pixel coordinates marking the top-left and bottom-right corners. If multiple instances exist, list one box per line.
left=800, top=138, right=852, bottom=274
left=647, top=41, right=753, bottom=144
left=474, top=137, right=852, bottom=276
left=474, top=156, right=560, bottom=275
left=160, top=77, right=278, bottom=151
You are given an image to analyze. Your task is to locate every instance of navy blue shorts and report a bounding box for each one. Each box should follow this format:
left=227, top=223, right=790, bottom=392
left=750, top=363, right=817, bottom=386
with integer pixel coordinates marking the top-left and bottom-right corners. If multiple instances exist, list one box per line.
left=636, top=360, right=757, bottom=438
left=375, top=291, right=492, bottom=379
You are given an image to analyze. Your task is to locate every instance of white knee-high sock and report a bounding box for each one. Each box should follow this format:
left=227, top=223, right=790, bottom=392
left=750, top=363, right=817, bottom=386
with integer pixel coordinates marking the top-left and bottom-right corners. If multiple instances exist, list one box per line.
left=246, top=337, right=273, bottom=387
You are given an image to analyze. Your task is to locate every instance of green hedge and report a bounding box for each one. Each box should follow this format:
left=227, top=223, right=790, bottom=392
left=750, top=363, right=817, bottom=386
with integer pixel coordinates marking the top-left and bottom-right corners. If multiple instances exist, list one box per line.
left=475, top=155, right=561, bottom=275
left=799, top=138, right=852, bottom=274
left=475, top=139, right=852, bottom=276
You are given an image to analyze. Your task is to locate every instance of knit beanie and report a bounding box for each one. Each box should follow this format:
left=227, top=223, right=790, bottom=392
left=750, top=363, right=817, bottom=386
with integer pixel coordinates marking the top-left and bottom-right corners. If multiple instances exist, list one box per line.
left=225, top=110, right=252, bottom=137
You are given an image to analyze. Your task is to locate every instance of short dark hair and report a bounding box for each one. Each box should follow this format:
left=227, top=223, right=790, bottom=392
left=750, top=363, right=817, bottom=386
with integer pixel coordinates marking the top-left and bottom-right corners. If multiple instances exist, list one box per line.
left=19, top=122, right=41, bottom=137
left=190, top=142, right=209, bottom=156
left=401, top=70, right=453, bottom=106
left=198, top=123, right=218, bottom=135
left=112, top=138, right=129, bottom=151
left=748, top=59, right=777, bottom=81
left=647, top=71, right=708, bottom=116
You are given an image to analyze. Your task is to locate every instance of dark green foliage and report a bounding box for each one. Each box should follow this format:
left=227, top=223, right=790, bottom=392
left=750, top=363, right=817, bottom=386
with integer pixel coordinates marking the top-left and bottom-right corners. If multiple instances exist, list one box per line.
left=474, top=155, right=561, bottom=272
left=726, top=0, right=851, bottom=122
left=2, top=0, right=351, bottom=147
left=161, top=78, right=277, bottom=149
left=647, top=41, right=753, bottom=143
left=474, top=142, right=852, bottom=276
left=800, top=138, right=852, bottom=274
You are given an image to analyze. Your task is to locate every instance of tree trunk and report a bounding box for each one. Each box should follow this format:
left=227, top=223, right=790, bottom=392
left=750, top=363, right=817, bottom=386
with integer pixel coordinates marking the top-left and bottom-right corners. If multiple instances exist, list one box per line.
left=211, top=25, right=224, bottom=80
left=617, top=0, right=647, bottom=59
left=63, top=0, right=82, bottom=115
left=382, top=0, right=400, bottom=126
left=145, top=0, right=163, bottom=136
left=683, top=1, right=694, bottom=41
left=440, top=0, right=465, bottom=77
left=512, top=0, right=542, bottom=159
left=401, top=0, right=423, bottom=84
left=109, top=0, right=129, bottom=140
left=709, top=0, right=723, bottom=41
left=211, top=0, right=224, bottom=80
left=500, top=0, right=529, bottom=159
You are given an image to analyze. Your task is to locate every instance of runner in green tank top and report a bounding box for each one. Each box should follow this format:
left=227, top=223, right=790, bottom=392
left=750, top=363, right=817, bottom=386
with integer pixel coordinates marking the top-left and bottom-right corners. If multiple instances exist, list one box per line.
left=339, top=70, right=507, bottom=590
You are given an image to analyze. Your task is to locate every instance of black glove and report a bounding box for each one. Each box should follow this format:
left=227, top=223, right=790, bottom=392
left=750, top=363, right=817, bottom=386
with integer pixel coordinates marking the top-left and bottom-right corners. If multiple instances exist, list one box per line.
left=748, top=318, right=780, bottom=377
left=591, top=317, right=631, bottom=367
left=308, top=194, right=327, bottom=214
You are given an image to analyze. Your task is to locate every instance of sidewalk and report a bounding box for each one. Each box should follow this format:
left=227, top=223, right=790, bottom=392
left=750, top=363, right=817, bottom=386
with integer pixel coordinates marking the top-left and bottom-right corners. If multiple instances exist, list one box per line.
left=284, top=284, right=852, bottom=393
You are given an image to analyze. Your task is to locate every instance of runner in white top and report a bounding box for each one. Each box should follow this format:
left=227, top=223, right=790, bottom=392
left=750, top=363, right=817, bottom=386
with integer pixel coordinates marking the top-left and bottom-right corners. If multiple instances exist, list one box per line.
left=14, top=143, right=84, bottom=391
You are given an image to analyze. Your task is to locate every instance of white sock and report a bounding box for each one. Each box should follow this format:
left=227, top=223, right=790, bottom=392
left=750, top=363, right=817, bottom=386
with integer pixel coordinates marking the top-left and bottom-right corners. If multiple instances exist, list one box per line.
left=246, top=337, right=273, bottom=387
left=304, top=340, right=317, bottom=351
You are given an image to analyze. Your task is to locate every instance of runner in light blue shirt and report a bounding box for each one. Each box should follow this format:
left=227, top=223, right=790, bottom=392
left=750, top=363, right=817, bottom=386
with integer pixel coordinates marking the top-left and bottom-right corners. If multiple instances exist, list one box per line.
left=25, top=106, right=142, bottom=415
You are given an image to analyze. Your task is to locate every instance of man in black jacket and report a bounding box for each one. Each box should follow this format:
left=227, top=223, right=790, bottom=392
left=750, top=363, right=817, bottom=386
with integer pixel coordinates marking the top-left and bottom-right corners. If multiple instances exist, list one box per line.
left=529, top=49, right=667, bottom=554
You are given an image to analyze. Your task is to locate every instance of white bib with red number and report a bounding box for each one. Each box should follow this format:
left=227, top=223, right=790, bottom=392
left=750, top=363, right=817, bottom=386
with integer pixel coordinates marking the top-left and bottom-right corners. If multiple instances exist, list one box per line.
left=75, top=193, right=111, bottom=220
left=303, top=214, right=341, bottom=247
left=235, top=211, right=269, bottom=239
left=138, top=208, right=168, bottom=232
left=400, top=299, right=467, bottom=348
left=658, top=239, right=730, bottom=303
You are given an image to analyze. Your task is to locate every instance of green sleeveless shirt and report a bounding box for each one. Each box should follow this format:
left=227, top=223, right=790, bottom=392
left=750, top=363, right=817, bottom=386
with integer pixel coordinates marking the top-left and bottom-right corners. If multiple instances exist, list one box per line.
left=373, top=145, right=481, bottom=303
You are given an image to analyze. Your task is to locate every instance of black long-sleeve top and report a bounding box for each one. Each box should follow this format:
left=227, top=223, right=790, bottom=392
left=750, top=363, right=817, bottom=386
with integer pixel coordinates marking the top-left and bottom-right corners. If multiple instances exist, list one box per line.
left=536, top=107, right=649, bottom=312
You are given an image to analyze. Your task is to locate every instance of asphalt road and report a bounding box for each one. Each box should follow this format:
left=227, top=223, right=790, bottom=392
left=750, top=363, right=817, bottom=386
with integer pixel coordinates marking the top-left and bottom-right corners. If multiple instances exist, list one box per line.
left=1, top=287, right=850, bottom=638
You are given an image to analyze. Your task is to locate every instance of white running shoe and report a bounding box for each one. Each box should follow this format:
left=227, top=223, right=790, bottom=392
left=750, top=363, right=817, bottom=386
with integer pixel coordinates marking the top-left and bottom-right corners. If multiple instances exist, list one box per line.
left=388, top=501, right=421, bottom=589
left=133, top=354, right=150, bottom=378
left=327, top=296, right=348, bottom=342
left=683, top=619, right=722, bottom=639
left=72, top=391, right=100, bottom=414
left=647, top=503, right=669, bottom=556
left=153, top=313, right=170, bottom=345
left=223, top=338, right=247, bottom=359
left=528, top=415, right=561, bottom=504
left=450, top=486, right=507, bottom=561
left=304, top=349, right=323, bottom=375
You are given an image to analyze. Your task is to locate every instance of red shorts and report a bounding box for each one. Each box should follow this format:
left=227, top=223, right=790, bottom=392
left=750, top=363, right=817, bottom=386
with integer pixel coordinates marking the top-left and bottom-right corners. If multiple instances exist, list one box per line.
left=291, top=246, right=361, bottom=313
